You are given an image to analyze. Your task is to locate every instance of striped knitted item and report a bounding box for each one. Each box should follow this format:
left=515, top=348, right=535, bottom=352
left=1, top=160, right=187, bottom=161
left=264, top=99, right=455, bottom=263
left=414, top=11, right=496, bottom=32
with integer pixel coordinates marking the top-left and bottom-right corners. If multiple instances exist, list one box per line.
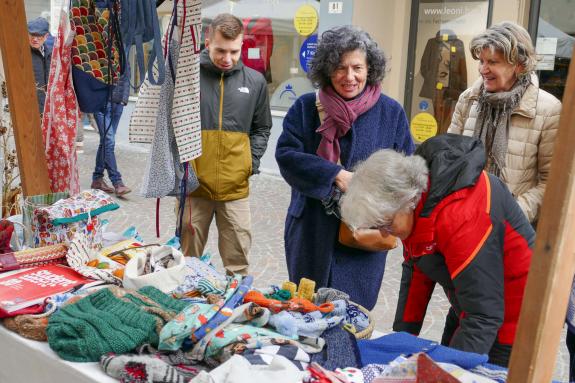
left=196, top=278, right=225, bottom=296
left=47, top=286, right=189, bottom=362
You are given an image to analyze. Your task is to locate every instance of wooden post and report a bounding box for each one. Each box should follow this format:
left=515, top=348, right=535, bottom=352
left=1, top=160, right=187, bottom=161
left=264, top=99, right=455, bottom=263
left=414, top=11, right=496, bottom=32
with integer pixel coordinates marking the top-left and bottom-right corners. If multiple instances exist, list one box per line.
left=507, top=50, right=575, bottom=382
left=0, top=0, right=51, bottom=196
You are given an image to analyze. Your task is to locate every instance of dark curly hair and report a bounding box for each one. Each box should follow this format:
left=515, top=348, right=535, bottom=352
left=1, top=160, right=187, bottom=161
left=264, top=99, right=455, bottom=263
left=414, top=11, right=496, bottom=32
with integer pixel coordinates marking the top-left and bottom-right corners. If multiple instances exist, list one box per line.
left=308, top=26, right=386, bottom=89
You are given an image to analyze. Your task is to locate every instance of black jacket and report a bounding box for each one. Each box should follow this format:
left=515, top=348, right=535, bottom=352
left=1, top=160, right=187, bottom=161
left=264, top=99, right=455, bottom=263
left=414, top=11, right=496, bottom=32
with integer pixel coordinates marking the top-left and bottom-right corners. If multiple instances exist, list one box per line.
left=31, top=43, right=52, bottom=114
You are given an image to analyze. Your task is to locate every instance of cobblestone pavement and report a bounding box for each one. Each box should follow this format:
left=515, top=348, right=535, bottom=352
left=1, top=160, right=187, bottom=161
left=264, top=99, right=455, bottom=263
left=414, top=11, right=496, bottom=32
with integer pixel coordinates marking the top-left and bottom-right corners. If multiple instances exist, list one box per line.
left=77, top=127, right=568, bottom=381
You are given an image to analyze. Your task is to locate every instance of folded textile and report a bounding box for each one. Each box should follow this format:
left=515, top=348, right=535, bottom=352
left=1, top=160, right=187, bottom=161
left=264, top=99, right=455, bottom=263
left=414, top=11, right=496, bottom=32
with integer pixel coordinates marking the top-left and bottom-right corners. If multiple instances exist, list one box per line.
left=191, top=354, right=308, bottom=383
left=137, top=343, right=209, bottom=379
left=310, top=325, right=361, bottom=371
left=469, top=364, right=508, bottom=383
left=243, top=344, right=310, bottom=370
left=314, top=287, right=350, bottom=304
left=357, top=332, right=488, bottom=370
left=47, top=286, right=189, bottom=362
left=190, top=303, right=294, bottom=362
left=188, top=275, right=253, bottom=343
left=269, top=310, right=343, bottom=338
left=328, top=300, right=370, bottom=332
left=159, top=275, right=252, bottom=352
left=172, top=257, right=227, bottom=299
left=369, top=354, right=497, bottom=383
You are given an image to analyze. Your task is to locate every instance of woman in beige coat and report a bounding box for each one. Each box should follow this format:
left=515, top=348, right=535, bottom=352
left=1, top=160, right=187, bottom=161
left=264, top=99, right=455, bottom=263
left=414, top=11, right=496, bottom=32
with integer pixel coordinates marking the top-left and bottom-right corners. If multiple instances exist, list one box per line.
left=448, top=21, right=561, bottom=224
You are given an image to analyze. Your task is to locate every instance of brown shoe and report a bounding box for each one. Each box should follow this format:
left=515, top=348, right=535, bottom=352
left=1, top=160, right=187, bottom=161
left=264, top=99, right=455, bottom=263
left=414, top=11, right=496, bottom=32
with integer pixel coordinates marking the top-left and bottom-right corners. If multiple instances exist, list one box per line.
left=114, top=183, right=132, bottom=196
left=91, top=178, right=115, bottom=193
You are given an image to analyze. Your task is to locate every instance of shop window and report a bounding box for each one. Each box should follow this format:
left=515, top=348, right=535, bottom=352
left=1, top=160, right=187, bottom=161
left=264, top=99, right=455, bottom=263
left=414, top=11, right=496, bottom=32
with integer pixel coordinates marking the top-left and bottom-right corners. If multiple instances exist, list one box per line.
left=404, top=0, right=491, bottom=143
left=534, top=0, right=575, bottom=101
left=201, top=0, right=320, bottom=111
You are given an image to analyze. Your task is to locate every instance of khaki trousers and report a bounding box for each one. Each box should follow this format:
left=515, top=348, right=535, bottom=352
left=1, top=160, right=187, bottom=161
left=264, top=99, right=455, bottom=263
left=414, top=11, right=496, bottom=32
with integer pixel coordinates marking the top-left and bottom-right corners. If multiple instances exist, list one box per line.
left=178, top=196, right=251, bottom=275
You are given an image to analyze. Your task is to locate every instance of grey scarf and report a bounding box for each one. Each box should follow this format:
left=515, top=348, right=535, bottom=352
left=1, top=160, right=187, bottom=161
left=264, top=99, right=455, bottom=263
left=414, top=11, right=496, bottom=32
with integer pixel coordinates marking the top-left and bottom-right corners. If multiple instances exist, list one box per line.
left=473, top=75, right=531, bottom=177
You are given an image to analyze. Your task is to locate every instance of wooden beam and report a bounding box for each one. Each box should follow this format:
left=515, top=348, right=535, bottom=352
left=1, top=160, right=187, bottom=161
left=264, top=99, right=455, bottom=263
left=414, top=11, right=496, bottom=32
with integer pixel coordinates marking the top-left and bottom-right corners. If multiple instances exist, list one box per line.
left=0, top=0, right=51, bottom=196
left=507, top=49, right=575, bottom=382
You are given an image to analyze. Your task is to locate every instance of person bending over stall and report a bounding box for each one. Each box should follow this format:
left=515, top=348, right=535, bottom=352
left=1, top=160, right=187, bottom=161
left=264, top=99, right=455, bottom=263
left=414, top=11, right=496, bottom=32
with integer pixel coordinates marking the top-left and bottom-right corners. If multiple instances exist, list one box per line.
left=275, top=25, right=414, bottom=310
left=340, top=134, right=534, bottom=367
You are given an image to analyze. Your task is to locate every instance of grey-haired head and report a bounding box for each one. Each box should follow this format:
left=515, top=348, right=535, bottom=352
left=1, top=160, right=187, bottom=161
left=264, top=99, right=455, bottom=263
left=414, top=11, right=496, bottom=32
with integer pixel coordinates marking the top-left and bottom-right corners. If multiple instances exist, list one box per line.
left=307, top=25, right=386, bottom=89
left=340, top=149, right=428, bottom=236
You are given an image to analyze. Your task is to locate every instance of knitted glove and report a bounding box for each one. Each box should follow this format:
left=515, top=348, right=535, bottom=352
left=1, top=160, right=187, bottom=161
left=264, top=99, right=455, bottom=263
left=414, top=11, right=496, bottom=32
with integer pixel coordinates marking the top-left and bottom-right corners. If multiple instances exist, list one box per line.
left=100, top=353, right=188, bottom=383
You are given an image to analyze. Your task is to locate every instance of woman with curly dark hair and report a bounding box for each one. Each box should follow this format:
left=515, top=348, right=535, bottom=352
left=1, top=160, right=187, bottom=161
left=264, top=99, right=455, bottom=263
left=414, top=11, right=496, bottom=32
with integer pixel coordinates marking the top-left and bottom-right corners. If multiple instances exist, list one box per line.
left=275, top=26, right=414, bottom=310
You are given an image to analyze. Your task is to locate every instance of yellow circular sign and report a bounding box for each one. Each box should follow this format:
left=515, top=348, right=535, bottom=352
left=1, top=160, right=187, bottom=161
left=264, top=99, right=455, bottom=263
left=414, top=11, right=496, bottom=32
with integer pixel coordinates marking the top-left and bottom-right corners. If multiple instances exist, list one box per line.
left=410, top=112, right=438, bottom=143
left=294, top=5, right=318, bottom=36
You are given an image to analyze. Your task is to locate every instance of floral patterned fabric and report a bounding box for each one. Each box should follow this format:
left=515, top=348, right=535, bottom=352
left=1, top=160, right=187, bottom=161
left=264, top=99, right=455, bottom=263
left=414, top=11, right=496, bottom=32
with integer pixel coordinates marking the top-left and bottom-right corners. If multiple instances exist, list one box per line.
left=41, top=10, right=80, bottom=194
left=32, top=189, right=118, bottom=248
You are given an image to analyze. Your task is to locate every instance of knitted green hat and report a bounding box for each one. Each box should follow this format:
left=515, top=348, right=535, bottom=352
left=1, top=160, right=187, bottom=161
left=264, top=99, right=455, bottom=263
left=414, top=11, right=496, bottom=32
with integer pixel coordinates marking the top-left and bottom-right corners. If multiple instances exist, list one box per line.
left=47, top=286, right=188, bottom=362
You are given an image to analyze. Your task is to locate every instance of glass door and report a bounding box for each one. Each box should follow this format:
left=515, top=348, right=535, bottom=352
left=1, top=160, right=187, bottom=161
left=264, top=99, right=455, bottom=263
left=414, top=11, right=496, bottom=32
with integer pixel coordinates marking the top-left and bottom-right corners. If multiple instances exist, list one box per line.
left=404, top=0, right=492, bottom=143
left=531, top=0, right=575, bottom=101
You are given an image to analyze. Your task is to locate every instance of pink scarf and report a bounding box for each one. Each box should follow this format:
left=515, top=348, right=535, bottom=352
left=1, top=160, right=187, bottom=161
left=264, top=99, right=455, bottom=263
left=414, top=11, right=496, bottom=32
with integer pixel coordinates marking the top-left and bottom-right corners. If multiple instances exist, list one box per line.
left=316, top=84, right=381, bottom=163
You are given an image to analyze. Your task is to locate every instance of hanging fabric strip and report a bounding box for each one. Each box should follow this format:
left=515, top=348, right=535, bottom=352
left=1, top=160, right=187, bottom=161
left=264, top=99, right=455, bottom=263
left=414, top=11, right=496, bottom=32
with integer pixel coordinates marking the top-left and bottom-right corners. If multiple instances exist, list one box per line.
left=41, top=9, right=80, bottom=194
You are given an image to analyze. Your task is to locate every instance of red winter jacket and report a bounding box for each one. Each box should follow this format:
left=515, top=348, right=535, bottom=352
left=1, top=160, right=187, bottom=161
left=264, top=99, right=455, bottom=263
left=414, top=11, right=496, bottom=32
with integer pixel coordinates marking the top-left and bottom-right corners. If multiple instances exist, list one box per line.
left=394, top=134, right=534, bottom=355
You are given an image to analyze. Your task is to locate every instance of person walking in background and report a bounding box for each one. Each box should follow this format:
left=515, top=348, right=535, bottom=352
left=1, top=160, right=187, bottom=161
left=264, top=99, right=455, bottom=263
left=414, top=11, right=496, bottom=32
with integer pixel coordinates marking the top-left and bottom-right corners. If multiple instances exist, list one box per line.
left=90, top=69, right=131, bottom=196
left=178, top=14, right=272, bottom=275
left=27, top=17, right=52, bottom=116
left=275, top=25, right=414, bottom=310
left=448, top=21, right=561, bottom=225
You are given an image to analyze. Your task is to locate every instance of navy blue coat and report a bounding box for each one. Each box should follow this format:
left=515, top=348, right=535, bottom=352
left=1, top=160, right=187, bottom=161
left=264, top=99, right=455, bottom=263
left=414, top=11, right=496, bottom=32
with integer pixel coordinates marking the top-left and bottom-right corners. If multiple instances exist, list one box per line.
left=276, top=92, right=415, bottom=310
left=31, top=44, right=52, bottom=114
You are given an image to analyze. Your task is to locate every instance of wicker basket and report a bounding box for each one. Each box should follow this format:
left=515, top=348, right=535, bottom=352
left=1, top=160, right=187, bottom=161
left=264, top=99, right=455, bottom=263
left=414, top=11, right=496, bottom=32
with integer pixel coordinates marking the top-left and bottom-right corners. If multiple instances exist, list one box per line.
left=353, top=302, right=375, bottom=339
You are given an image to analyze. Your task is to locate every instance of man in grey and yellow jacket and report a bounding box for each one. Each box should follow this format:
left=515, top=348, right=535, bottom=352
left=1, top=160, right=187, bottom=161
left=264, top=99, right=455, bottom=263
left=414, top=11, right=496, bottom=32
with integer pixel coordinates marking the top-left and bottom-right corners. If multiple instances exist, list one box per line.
left=180, top=14, right=272, bottom=275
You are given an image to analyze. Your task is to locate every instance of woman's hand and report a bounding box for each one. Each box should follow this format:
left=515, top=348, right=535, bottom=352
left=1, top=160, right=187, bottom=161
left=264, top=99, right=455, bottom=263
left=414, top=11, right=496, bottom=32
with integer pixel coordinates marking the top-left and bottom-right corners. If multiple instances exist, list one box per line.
left=335, top=169, right=353, bottom=192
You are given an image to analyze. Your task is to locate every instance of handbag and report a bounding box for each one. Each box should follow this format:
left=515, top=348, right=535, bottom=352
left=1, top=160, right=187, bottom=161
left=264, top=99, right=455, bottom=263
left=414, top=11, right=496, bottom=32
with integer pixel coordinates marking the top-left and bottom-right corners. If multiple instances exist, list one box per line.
left=30, top=189, right=119, bottom=249
left=338, top=222, right=397, bottom=251
left=315, top=94, right=398, bottom=252
left=123, top=245, right=187, bottom=293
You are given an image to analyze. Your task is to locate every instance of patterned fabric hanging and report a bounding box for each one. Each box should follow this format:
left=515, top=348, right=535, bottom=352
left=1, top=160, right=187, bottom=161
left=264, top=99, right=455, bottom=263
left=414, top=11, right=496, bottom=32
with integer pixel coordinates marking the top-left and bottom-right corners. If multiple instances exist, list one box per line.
left=41, top=10, right=80, bottom=194
left=128, top=0, right=202, bottom=163
left=139, top=2, right=199, bottom=198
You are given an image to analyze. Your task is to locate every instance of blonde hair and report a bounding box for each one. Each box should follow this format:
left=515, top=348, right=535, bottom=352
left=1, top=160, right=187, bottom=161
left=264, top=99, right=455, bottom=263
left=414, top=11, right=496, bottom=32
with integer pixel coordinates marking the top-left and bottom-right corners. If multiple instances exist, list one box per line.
left=470, top=21, right=537, bottom=76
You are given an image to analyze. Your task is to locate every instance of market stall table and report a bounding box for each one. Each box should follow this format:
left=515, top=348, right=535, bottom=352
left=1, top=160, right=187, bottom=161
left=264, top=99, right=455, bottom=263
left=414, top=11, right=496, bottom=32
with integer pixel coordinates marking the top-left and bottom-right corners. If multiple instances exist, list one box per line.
left=0, top=323, right=116, bottom=383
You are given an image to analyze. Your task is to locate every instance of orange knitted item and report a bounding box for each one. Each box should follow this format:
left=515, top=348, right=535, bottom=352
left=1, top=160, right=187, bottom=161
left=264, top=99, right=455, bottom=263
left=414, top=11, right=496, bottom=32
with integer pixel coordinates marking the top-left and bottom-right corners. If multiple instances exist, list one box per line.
left=289, top=297, right=333, bottom=313
left=243, top=290, right=334, bottom=314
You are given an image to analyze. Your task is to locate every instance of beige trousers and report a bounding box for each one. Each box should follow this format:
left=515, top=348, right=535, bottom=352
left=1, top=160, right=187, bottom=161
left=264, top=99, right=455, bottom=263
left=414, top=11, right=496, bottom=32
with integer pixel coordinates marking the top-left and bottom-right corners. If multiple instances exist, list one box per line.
left=178, top=196, right=251, bottom=275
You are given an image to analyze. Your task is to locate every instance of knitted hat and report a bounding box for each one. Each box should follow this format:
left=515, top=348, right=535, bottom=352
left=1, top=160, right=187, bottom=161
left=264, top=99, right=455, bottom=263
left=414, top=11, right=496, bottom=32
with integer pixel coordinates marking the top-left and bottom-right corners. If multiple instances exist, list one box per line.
left=47, top=286, right=189, bottom=362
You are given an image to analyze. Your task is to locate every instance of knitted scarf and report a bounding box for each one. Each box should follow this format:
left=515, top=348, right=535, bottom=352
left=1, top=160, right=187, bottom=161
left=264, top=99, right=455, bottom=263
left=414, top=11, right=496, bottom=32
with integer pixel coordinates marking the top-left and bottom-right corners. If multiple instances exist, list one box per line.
left=316, top=84, right=381, bottom=163
left=473, top=75, right=531, bottom=177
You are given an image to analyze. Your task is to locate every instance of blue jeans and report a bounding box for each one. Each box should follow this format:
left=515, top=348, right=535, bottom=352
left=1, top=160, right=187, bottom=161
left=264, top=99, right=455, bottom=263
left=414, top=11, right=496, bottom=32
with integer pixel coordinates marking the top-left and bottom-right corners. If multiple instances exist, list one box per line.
left=92, top=103, right=124, bottom=185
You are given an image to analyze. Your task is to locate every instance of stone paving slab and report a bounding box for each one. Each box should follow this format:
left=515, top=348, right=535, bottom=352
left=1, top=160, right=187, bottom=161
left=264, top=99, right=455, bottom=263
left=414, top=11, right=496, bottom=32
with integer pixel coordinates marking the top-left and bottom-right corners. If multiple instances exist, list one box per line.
left=77, top=128, right=568, bottom=381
